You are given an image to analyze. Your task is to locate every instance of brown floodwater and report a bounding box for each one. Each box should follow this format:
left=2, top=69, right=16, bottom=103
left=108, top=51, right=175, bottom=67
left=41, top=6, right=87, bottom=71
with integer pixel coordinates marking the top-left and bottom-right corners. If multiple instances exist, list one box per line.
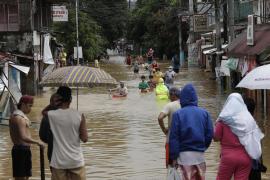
left=0, top=56, right=269, bottom=180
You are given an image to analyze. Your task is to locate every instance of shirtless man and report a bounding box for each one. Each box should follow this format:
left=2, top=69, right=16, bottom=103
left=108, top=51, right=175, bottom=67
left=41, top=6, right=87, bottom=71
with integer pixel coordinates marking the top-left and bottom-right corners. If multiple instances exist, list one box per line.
left=9, top=95, right=44, bottom=180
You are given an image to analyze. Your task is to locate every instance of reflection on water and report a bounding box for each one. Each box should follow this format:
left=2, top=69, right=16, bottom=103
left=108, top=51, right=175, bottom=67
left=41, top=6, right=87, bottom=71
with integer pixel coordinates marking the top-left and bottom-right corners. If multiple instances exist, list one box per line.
left=0, top=57, right=269, bottom=180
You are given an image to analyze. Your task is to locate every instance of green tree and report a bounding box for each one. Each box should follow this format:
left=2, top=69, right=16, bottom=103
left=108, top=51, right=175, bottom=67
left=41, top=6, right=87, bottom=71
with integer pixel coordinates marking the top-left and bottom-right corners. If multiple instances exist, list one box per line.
left=53, top=8, right=106, bottom=61
left=81, top=0, right=128, bottom=48
left=127, top=0, right=180, bottom=58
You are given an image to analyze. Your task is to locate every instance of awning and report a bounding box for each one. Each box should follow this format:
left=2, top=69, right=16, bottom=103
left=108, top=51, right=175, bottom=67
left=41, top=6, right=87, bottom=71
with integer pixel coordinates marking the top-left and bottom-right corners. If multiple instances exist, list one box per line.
left=203, top=48, right=217, bottom=55
left=203, top=44, right=228, bottom=55
left=9, top=64, right=30, bottom=75
left=227, top=24, right=270, bottom=57
left=201, top=44, right=213, bottom=50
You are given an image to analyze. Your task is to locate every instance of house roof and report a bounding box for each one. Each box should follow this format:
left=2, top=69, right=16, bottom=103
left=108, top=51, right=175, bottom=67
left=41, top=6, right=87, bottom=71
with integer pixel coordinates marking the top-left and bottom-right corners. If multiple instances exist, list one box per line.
left=227, top=24, right=270, bottom=57
left=0, top=52, right=11, bottom=64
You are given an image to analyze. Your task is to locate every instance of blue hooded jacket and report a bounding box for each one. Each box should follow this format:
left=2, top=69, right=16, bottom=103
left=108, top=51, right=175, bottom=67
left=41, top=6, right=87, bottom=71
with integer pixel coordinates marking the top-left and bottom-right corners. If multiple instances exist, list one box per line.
left=169, top=83, right=213, bottom=160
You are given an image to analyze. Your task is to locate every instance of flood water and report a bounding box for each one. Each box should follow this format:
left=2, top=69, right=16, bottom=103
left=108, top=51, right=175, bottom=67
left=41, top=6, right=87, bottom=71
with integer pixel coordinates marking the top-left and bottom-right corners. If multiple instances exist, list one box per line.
left=0, top=56, right=269, bottom=180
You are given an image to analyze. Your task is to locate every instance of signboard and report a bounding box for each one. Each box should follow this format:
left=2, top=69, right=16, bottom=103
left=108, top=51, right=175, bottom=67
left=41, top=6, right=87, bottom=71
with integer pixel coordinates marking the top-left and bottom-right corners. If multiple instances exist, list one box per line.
left=74, top=47, right=83, bottom=59
left=188, top=43, right=199, bottom=67
left=52, top=6, right=68, bottom=22
left=247, top=15, right=254, bottom=46
left=193, top=14, right=208, bottom=32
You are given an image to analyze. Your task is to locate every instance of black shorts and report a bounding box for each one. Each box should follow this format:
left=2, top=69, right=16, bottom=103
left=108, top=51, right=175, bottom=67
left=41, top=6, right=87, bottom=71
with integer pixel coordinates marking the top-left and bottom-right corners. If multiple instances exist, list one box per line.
left=12, top=145, right=32, bottom=177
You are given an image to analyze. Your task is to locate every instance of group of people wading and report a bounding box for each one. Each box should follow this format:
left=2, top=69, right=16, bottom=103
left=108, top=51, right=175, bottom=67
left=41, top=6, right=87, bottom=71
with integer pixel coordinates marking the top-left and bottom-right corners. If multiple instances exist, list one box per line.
left=8, top=65, right=266, bottom=179
left=158, top=84, right=265, bottom=180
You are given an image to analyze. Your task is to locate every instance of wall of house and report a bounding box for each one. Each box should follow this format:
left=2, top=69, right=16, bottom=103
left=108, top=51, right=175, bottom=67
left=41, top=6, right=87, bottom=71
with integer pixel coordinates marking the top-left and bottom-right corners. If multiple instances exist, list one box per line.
left=0, top=33, right=33, bottom=54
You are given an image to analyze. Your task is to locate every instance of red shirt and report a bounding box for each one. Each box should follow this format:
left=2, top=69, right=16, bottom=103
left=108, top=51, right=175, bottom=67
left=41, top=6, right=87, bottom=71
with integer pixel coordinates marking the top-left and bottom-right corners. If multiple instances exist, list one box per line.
left=214, top=121, right=246, bottom=152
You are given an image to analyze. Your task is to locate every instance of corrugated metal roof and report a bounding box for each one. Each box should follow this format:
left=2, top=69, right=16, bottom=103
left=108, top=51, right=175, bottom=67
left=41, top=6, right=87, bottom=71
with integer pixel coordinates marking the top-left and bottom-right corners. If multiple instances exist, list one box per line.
left=227, top=24, right=270, bottom=57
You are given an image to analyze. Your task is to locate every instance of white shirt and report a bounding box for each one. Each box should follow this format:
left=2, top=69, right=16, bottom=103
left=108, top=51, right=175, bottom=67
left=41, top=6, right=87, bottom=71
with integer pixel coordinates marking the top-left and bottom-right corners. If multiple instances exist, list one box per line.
left=161, top=100, right=180, bottom=129
left=119, top=87, right=128, bottom=95
left=48, top=108, right=85, bottom=169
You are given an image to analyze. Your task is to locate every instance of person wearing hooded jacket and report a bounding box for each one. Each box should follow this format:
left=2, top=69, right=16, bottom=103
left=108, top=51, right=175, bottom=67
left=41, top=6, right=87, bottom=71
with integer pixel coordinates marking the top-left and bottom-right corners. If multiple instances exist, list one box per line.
left=169, top=83, right=213, bottom=180
left=155, top=78, right=169, bottom=100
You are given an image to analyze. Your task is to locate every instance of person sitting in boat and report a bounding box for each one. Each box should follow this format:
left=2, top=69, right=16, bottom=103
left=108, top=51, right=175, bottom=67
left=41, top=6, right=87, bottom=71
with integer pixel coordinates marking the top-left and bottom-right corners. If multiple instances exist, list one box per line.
left=138, top=75, right=150, bottom=93
left=109, top=81, right=128, bottom=97
left=155, top=78, right=169, bottom=100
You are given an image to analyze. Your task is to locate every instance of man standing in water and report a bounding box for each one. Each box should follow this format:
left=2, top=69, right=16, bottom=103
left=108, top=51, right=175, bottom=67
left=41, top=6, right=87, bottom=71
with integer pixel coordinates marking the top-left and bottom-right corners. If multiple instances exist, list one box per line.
left=9, top=95, right=45, bottom=180
left=158, top=87, right=181, bottom=168
left=169, top=84, right=213, bottom=179
left=48, top=86, right=88, bottom=180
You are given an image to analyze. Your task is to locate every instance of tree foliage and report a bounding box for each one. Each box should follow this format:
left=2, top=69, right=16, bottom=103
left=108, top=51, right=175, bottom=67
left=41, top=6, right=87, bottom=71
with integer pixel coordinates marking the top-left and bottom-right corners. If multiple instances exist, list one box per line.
left=127, top=0, right=180, bottom=58
left=53, top=9, right=106, bottom=61
left=53, top=0, right=128, bottom=60
left=82, top=0, right=128, bottom=47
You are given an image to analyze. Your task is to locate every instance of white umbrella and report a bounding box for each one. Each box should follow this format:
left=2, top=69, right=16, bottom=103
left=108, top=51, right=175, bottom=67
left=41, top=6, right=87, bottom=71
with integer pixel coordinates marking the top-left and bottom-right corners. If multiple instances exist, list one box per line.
left=236, top=64, right=270, bottom=89
left=236, top=64, right=270, bottom=116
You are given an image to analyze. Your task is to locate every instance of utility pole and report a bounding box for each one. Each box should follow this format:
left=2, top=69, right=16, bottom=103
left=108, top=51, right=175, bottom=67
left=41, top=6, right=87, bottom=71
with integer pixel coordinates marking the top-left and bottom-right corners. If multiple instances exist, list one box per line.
left=178, top=0, right=184, bottom=66
left=129, top=0, right=131, bottom=9
left=75, top=0, right=80, bottom=110
left=187, top=0, right=194, bottom=67
left=223, top=1, right=228, bottom=43
left=228, top=0, right=235, bottom=43
left=214, top=0, right=222, bottom=67
left=76, top=0, right=80, bottom=66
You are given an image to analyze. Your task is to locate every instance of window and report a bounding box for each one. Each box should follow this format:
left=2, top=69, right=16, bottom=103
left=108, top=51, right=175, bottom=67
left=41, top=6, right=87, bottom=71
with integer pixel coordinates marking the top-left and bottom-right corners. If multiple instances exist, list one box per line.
left=0, top=3, right=19, bottom=32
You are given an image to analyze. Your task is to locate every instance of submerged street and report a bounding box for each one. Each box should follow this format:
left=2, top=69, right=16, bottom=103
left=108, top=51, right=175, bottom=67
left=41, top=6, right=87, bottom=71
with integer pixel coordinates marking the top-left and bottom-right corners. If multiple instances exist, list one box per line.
left=0, top=56, right=269, bottom=180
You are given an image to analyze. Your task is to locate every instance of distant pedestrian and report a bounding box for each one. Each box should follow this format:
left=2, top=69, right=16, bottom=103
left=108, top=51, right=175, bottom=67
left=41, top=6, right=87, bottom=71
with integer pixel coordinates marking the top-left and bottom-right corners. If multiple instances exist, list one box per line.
left=138, top=75, right=150, bottom=93
left=147, top=48, right=154, bottom=64
left=214, top=93, right=264, bottom=180
left=164, top=66, right=176, bottom=89
left=9, top=95, right=45, bottom=180
left=172, top=54, right=180, bottom=73
left=153, top=68, right=163, bottom=84
left=169, top=83, right=213, bottom=180
left=48, top=86, right=88, bottom=180
left=147, top=75, right=156, bottom=91
left=68, top=54, right=74, bottom=66
left=133, top=60, right=140, bottom=75
left=155, top=78, right=169, bottom=100
left=126, top=54, right=132, bottom=65
left=158, top=87, right=181, bottom=168
left=94, top=59, right=100, bottom=68
left=59, top=47, right=67, bottom=67
left=151, top=60, right=159, bottom=71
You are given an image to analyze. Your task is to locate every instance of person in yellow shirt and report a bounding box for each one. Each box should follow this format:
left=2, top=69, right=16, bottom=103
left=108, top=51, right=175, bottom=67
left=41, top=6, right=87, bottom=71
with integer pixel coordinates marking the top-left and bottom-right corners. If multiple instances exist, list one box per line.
left=94, top=59, right=100, bottom=68
left=153, top=68, right=164, bottom=84
left=59, top=48, right=67, bottom=67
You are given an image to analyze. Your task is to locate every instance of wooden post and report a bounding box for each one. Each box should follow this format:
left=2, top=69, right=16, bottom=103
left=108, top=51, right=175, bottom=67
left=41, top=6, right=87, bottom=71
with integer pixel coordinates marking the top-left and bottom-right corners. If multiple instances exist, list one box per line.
left=40, top=147, right=45, bottom=180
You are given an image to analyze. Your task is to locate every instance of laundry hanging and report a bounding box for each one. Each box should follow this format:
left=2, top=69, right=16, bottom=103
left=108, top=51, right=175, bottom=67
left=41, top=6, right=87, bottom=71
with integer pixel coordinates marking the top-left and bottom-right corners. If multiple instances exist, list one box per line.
left=43, top=34, right=54, bottom=65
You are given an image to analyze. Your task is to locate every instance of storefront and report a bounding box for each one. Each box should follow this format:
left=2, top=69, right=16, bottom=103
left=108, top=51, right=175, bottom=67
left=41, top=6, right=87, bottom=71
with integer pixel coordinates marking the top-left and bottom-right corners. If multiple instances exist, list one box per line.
left=227, top=24, right=270, bottom=115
